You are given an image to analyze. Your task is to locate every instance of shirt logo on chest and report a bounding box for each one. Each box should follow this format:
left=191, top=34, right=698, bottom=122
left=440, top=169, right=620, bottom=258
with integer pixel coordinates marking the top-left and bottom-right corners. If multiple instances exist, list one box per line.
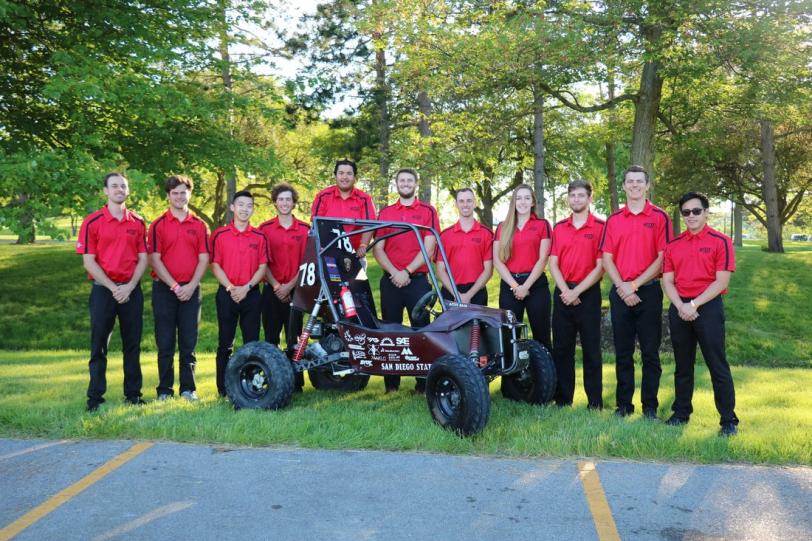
left=349, top=206, right=361, bottom=212
left=470, top=237, right=482, bottom=244
left=643, top=222, right=655, bottom=229
left=248, top=243, right=259, bottom=250
left=583, top=233, right=594, bottom=240
left=699, top=247, right=712, bottom=254
left=186, top=229, right=197, bottom=236
left=126, top=228, right=137, bottom=236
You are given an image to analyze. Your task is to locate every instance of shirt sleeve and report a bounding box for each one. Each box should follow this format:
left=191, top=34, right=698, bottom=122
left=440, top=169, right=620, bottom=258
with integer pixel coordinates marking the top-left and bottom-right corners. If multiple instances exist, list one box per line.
left=259, top=235, right=269, bottom=265
left=541, top=219, right=552, bottom=240
left=494, top=223, right=503, bottom=241
left=663, top=245, right=674, bottom=273
left=365, top=194, right=377, bottom=220
left=594, top=222, right=604, bottom=258
left=147, top=221, right=159, bottom=254
left=657, top=213, right=671, bottom=252
left=212, top=232, right=223, bottom=266
left=715, top=236, right=736, bottom=272
left=76, top=216, right=96, bottom=255
left=138, top=220, right=148, bottom=253
left=550, top=227, right=561, bottom=257
left=599, top=219, right=615, bottom=254
left=483, top=230, right=494, bottom=261
left=198, top=223, right=210, bottom=255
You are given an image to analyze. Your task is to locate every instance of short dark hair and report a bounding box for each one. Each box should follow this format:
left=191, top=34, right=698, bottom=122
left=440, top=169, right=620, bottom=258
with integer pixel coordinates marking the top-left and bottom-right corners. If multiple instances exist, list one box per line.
left=271, top=182, right=298, bottom=204
left=454, top=187, right=475, bottom=199
left=567, top=179, right=592, bottom=196
left=103, top=172, right=128, bottom=187
left=678, top=191, right=709, bottom=209
left=165, top=175, right=193, bottom=193
left=395, top=168, right=418, bottom=182
left=623, top=164, right=649, bottom=184
left=232, top=190, right=253, bottom=203
left=333, top=159, right=357, bottom=176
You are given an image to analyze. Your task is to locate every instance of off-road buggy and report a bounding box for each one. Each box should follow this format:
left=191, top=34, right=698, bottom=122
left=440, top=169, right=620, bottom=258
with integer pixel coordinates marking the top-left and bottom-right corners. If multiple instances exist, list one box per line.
left=224, top=217, right=557, bottom=436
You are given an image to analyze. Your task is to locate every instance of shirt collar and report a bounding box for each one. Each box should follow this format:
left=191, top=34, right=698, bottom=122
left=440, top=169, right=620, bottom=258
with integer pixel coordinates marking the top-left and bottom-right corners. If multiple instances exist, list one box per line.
left=452, top=219, right=480, bottom=233
left=330, top=185, right=362, bottom=201
left=102, top=205, right=134, bottom=223
left=164, top=208, right=195, bottom=223
left=686, top=224, right=710, bottom=240
left=395, top=198, right=420, bottom=210
left=622, top=199, right=653, bottom=217
left=567, top=212, right=596, bottom=229
left=228, top=222, right=254, bottom=235
left=267, top=215, right=303, bottom=230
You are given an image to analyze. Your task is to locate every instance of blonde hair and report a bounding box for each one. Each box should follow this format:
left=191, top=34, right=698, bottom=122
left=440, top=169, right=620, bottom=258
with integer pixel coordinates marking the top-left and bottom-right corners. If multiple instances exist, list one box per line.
left=498, top=184, right=538, bottom=263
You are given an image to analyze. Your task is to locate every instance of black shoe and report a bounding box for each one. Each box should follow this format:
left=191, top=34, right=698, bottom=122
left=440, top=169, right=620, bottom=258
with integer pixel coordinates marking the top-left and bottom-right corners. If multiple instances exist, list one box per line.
left=665, top=415, right=689, bottom=426
left=294, top=386, right=303, bottom=394
left=614, top=406, right=633, bottom=418
left=385, top=387, right=399, bottom=394
left=587, top=403, right=603, bottom=411
left=719, top=422, right=738, bottom=437
left=125, top=397, right=146, bottom=406
left=412, top=388, right=425, bottom=396
left=86, top=401, right=101, bottom=412
left=643, top=408, right=659, bottom=421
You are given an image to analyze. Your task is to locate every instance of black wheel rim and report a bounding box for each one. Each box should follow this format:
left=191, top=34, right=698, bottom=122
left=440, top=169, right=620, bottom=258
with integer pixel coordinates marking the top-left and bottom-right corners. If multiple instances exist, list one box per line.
left=239, top=360, right=270, bottom=399
left=436, top=376, right=461, bottom=418
left=511, top=369, right=535, bottom=397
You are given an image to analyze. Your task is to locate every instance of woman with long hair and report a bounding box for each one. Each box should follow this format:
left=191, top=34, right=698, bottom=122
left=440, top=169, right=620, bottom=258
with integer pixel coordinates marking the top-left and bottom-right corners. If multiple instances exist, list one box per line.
left=493, top=184, right=552, bottom=351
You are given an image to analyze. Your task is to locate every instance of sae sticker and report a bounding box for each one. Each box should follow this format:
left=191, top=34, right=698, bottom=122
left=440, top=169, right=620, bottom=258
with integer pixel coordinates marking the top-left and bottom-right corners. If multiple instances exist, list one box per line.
left=325, top=256, right=342, bottom=282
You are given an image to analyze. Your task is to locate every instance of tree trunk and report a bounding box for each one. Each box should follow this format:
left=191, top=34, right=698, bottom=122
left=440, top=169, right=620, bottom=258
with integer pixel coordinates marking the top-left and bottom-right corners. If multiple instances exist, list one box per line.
left=760, top=120, right=783, bottom=253
left=671, top=206, right=681, bottom=237
left=605, top=70, right=619, bottom=212
left=372, top=7, right=390, bottom=210
left=219, top=6, right=236, bottom=224
left=16, top=193, right=35, bottom=244
left=733, top=201, right=743, bottom=247
left=475, top=162, right=495, bottom=228
left=532, top=88, right=546, bottom=218
left=417, top=89, right=432, bottom=202
left=606, top=143, right=619, bottom=212
left=629, top=39, right=663, bottom=197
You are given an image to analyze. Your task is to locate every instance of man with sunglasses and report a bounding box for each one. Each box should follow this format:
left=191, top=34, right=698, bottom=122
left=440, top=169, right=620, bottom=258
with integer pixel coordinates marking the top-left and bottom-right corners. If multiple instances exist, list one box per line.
left=663, top=192, right=738, bottom=436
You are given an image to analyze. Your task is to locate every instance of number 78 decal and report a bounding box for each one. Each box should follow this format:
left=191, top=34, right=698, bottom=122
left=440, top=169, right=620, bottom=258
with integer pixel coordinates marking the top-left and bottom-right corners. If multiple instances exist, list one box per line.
left=299, top=262, right=316, bottom=286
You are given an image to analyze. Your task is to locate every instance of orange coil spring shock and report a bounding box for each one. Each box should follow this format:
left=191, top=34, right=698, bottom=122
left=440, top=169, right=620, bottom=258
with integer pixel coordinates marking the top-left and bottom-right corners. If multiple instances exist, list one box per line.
left=293, top=299, right=323, bottom=362
left=469, top=319, right=481, bottom=364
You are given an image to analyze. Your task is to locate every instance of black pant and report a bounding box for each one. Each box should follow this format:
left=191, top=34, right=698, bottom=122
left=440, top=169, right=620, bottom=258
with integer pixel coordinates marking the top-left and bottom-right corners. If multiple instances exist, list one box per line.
left=152, top=281, right=200, bottom=396
left=262, top=285, right=305, bottom=388
left=609, top=281, right=663, bottom=412
left=380, top=273, right=430, bottom=391
left=215, top=285, right=261, bottom=395
left=498, top=273, right=551, bottom=351
left=669, top=296, right=738, bottom=425
left=441, top=283, right=488, bottom=306
left=552, top=282, right=603, bottom=408
left=87, top=283, right=143, bottom=406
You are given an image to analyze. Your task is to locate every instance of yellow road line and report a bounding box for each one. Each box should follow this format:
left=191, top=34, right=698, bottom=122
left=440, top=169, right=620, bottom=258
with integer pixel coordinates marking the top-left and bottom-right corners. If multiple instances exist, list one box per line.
left=578, top=461, right=621, bottom=541
left=0, top=440, right=69, bottom=461
left=0, top=442, right=153, bottom=541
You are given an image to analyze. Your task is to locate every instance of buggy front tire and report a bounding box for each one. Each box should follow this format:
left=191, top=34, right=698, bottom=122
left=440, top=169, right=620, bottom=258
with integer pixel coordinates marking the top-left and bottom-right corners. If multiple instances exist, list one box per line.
left=225, top=342, right=295, bottom=410
left=500, top=340, right=556, bottom=404
left=426, top=354, right=490, bottom=436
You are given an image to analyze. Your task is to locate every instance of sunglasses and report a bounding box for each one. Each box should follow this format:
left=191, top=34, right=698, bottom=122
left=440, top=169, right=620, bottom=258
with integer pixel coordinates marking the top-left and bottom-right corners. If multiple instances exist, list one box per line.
left=680, top=208, right=705, bottom=217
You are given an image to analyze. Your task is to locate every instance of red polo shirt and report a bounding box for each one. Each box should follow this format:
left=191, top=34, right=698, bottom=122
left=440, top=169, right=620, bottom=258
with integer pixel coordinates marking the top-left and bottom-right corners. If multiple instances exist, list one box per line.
left=258, top=216, right=310, bottom=284
left=376, top=199, right=439, bottom=273
left=147, top=210, right=209, bottom=283
left=664, top=225, right=735, bottom=298
left=495, top=214, right=552, bottom=274
left=599, top=200, right=671, bottom=281
left=311, top=185, right=376, bottom=249
left=551, top=213, right=605, bottom=283
left=210, top=223, right=268, bottom=286
left=439, top=220, right=493, bottom=284
left=76, top=206, right=147, bottom=283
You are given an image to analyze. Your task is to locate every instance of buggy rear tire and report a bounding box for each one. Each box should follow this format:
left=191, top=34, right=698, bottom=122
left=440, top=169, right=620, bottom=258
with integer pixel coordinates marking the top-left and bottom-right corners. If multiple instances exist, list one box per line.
left=225, top=341, right=295, bottom=410
left=308, top=365, right=370, bottom=391
left=426, top=354, right=490, bottom=436
left=500, top=340, right=556, bottom=404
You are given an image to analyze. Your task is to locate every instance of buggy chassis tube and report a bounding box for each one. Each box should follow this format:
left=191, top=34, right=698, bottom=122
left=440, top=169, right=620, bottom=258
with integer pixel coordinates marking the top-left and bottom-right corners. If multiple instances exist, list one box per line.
left=311, top=217, right=461, bottom=318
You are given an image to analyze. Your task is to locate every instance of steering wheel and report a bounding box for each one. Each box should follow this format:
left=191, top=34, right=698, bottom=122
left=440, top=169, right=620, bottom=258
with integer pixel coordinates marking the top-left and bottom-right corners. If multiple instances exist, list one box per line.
left=411, top=290, right=439, bottom=322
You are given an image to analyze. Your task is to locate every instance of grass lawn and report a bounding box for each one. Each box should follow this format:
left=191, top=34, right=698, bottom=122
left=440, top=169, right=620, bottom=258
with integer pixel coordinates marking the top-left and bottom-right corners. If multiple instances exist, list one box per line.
left=1, top=241, right=810, bottom=366
left=0, top=350, right=809, bottom=465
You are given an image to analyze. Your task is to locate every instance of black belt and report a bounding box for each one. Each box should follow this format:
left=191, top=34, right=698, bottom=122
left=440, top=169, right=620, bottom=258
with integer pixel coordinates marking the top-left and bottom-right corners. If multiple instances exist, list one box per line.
left=639, top=279, right=660, bottom=288
left=385, top=271, right=426, bottom=278
left=93, top=280, right=130, bottom=286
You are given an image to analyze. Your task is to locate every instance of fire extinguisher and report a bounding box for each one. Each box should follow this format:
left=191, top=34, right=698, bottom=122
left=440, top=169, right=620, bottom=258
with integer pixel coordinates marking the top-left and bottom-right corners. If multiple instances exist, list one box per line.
left=340, top=285, right=357, bottom=318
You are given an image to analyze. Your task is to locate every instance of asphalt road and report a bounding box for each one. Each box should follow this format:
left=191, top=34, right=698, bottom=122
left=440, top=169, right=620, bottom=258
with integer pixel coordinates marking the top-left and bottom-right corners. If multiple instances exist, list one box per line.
left=1, top=438, right=810, bottom=540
